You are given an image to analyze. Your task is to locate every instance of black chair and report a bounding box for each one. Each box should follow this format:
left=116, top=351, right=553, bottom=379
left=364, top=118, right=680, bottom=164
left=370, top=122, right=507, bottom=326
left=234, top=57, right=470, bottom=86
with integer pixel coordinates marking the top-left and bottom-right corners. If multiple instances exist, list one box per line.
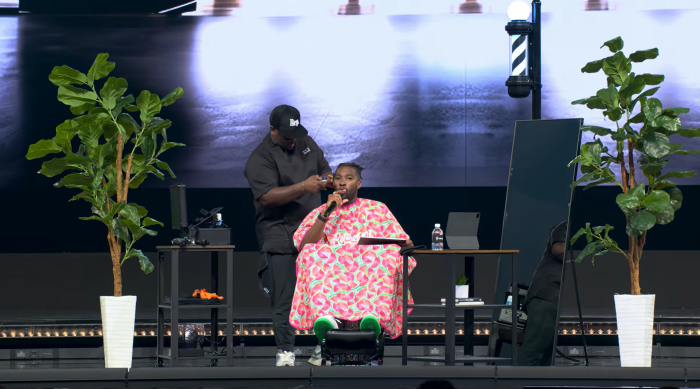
left=321, top=328, right=385, bottom=366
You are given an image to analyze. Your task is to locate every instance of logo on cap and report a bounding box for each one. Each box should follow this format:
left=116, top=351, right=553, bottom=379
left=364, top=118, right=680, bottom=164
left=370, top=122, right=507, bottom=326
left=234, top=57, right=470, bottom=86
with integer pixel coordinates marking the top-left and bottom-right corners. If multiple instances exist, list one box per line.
left=290, top=119, right=299, bottom=127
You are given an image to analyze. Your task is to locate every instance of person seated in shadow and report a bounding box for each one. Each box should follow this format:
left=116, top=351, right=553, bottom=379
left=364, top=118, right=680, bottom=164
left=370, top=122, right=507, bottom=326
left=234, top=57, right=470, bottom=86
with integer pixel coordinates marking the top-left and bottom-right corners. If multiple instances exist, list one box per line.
left=418, top=380, right=456, bottom=389
left=519, top=220, right=567, bottom=366
left=291, top=162, right=415, bottom=366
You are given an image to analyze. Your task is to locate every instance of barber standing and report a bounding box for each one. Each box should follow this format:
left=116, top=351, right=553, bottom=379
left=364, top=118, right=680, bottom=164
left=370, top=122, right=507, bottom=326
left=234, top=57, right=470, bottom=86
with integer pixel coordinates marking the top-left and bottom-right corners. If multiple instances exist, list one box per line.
left=244, top=105, right=333, bottom=367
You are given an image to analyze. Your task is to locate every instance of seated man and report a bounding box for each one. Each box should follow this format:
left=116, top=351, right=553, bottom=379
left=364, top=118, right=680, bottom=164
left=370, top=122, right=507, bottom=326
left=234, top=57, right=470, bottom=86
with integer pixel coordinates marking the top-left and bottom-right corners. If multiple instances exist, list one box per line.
left=291, top=162, right=415, bottom=365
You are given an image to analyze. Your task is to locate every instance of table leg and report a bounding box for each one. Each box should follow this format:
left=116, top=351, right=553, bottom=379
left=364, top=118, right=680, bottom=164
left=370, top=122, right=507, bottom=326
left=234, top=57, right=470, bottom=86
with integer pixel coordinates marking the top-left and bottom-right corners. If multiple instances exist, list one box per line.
left=171, top=251, right=179, bottom=367
left=210, top=251, right=219, bottom=366
left=463, top=256, right=474, bottom=364
left=511, top=253, right=518, bottom=366
left=445, top=255, right=456, bottom=366
left=401, top=253, right=409, bottom=366
left=157, top=251, right=164, bottom=366
left=227, top=249, right=234, bottom=367
left=463, top=310, right=474, bottom=365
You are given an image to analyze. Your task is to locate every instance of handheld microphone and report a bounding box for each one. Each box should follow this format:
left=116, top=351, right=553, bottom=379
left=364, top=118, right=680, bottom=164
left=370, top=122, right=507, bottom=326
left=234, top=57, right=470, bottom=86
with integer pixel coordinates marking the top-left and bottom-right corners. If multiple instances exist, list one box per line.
left=323, top=192, right=345, bottom=218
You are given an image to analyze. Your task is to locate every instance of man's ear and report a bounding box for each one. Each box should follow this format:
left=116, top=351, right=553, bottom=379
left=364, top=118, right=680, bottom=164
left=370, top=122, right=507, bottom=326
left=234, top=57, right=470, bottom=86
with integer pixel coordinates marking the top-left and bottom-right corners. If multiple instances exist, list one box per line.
left=270, top=125, right=275, bottom=133
left=357, top=180, right=362, bottom=190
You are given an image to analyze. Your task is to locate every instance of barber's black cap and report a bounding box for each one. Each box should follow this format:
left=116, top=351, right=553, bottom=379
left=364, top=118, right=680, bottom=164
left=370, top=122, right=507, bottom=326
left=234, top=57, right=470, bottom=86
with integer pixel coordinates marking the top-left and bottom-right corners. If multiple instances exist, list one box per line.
left=269, top=105, right=308, bottom=139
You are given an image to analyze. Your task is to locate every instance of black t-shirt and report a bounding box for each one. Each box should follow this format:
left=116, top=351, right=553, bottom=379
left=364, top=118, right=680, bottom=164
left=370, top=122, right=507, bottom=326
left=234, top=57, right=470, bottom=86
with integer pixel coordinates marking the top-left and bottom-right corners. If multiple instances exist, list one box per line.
left=525, top=221, right=568, bottom=305
left=244, top=134, right=331, bottom=254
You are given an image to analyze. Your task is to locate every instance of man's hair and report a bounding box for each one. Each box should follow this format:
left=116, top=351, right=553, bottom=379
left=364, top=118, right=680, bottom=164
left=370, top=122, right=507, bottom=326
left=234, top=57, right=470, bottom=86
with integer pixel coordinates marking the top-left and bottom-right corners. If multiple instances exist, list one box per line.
left=417, top=380, right=455, bottom=389
left=336, top=162, right=364, bottom=180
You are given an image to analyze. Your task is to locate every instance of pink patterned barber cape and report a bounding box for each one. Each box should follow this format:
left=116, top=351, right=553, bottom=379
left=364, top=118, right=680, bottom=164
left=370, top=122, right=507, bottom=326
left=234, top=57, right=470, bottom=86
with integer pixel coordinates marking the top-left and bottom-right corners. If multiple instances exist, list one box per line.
left=291, top=198, right=416, bottom=339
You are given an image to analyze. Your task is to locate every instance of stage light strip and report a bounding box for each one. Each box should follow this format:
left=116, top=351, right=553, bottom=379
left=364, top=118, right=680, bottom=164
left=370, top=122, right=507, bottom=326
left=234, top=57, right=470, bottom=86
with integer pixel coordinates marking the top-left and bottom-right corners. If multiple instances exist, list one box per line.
left=0, top=322, right=696, bottom=338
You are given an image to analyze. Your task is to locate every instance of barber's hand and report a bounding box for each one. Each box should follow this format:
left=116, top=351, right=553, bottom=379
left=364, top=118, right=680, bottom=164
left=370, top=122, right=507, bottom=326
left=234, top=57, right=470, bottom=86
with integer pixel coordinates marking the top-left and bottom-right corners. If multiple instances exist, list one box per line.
left=323, top=173, right=334, bottom=189
left=323, top=190, right=348, bottom=216
left=398, top=239, right=414, bottom=248
left=303, top=175, right=326, bottom=194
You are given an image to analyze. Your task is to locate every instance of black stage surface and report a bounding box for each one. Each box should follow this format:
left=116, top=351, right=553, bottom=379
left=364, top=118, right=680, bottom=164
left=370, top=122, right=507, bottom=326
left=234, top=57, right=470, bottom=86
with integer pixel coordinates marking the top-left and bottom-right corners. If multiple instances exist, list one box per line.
left=1, top=366, right=696, bottom=389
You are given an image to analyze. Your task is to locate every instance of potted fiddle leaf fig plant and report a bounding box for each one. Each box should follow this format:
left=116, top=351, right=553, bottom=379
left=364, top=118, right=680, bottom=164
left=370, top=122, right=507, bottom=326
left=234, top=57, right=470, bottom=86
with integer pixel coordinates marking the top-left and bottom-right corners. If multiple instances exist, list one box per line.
left=25, top=53, right=185, bottom=368
left=569, top=37, right=698, bottom=367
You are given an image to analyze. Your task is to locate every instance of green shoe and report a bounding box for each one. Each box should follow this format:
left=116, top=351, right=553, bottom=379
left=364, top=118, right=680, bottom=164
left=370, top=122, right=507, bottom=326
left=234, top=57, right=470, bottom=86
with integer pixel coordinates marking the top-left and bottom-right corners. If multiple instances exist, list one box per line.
left=313, top=315, right=338, bottom=342
left=360, top=314, right=381, bottom=339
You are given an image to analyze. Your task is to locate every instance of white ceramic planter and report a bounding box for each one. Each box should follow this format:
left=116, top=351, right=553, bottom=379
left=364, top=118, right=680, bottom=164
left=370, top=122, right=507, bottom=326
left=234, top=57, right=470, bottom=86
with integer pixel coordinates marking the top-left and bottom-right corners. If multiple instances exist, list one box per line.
left=614, top=294, right=655, bottom=367
left=100, top=295, right=137, bottom=369
left=455, top=285, right=469, bottom=299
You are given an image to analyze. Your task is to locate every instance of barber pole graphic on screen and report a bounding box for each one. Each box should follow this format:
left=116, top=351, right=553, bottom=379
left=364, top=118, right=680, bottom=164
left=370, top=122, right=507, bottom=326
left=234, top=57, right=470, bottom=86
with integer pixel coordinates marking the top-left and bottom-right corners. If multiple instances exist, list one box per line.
left=510, top=34, right=527, bottom=76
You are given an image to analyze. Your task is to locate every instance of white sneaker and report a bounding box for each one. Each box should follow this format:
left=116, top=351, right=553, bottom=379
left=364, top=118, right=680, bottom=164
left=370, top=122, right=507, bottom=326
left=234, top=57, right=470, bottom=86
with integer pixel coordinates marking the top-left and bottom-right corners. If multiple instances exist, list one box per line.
left=308, top=345, right=322, bottom=366
left=276, top=350, right=295, bottom=366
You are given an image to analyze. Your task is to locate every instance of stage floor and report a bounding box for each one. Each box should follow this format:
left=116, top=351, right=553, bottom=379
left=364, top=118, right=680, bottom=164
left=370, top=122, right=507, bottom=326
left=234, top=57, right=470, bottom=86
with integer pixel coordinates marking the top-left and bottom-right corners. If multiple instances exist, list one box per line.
left=0, top=365, right=696, bottom=389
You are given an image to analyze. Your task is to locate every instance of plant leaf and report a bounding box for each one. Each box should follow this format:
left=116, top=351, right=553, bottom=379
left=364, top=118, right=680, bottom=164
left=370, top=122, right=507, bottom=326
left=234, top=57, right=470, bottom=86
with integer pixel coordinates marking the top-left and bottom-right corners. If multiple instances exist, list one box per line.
left=26, top=139, right=62, bottom=160
left=658, top=170, right=697, bottom=181
left=49, top=65, right=88, bottom=86
left=580, top=142, right=602, bottom=166
left=160, top=141, right=185, bottom=153
left=120, top=204, right=141, bottom=225
left=136, top=90, right=162, bottom=125
left=572, top=96, right=607, bottom=110
left=643, top=190, right=671, bottom=212
left=616, top=192, right=641, bottom=209
left=638, top=73, right=664, bottom=85
left=630, top=210, right=656, bottom=232
left=76, top=123, right=103, bottom=149
left=643, top=98, right=663, bottom=124
left=40, top=158, right=77, bottom=177
left=596, top=84, right=619, bottom=107
left=56, top=120, right=79, bottom=153
left=155, top=160, right=176, bottom=178
left=70, top=102, right=96, bottom=115
left=604, top=107, right=624, bottom=121
left=640, top=160, right=668, bottom=177
left=581, top=59, right=604, bottom=73
left=601, top=36, right=624, bottom=53
left=653, top=205, right=675, bottom=225
left=87, top=53, right=115, bottom=84
left=135, top=249, right=154, bottom=274
left=619, top=75, right=645, bottom=108
left=160, top=87, right=184, bottom=107
left=62, top=172, right=92, bottom=190
left=642, top=131, right=671, bottom=159
left=57, top=85, right=98, bottom=107
left=663, top=107, right=689, bottom=115
left=652, top=115, right=681, bottom=133
left=628, top=48, right=659, bottom=63
left=630, top=87, right=660, bottom=110
left=679, top=129, right=700, bottom=138
left=128, top=174, right=147, bottom=189
left=99, top=77, right=128, bottom=110
left=581, top=125, right=612, bottom=136
left=143, top=217, right=164, bottom=227
left=660, top=186, right=683, bottom=212
left=575, top=242, right=606, bottom=263
left=602, top=52, right=630, bottom=86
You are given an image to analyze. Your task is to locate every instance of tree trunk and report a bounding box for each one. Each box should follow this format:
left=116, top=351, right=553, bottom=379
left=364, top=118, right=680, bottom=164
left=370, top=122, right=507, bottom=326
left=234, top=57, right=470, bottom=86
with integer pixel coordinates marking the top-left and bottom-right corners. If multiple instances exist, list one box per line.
left=629, top=259, right=640, bottom=295
left=628, top=235, right=643, bottom=295
left=108, top=232, right=123, bottom=297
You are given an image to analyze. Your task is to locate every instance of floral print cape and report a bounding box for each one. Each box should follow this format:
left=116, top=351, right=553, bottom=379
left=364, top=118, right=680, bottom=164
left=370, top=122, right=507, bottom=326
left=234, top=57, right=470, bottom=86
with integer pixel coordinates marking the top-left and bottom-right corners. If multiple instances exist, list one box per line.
left=291, top=198, right=415, bottom=338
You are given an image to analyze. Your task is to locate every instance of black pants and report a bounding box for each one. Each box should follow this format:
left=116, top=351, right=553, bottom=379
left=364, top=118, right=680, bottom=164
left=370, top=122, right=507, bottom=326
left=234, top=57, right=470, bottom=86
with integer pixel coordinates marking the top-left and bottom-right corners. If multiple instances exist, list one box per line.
left=270, top=253, right=297, bottom=351
left=518, top=297, right=557, bottom=366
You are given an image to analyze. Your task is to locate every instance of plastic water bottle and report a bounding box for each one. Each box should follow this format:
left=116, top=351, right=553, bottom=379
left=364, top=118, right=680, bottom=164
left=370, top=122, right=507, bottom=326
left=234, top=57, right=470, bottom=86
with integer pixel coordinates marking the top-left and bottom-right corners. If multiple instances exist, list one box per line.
left=431, top=223, right=443, bottom=251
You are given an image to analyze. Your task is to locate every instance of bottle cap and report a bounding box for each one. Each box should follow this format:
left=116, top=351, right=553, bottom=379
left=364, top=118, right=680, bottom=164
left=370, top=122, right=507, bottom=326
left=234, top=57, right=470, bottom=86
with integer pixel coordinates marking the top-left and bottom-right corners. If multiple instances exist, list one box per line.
left=435, top=223, right=440, bottom=228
